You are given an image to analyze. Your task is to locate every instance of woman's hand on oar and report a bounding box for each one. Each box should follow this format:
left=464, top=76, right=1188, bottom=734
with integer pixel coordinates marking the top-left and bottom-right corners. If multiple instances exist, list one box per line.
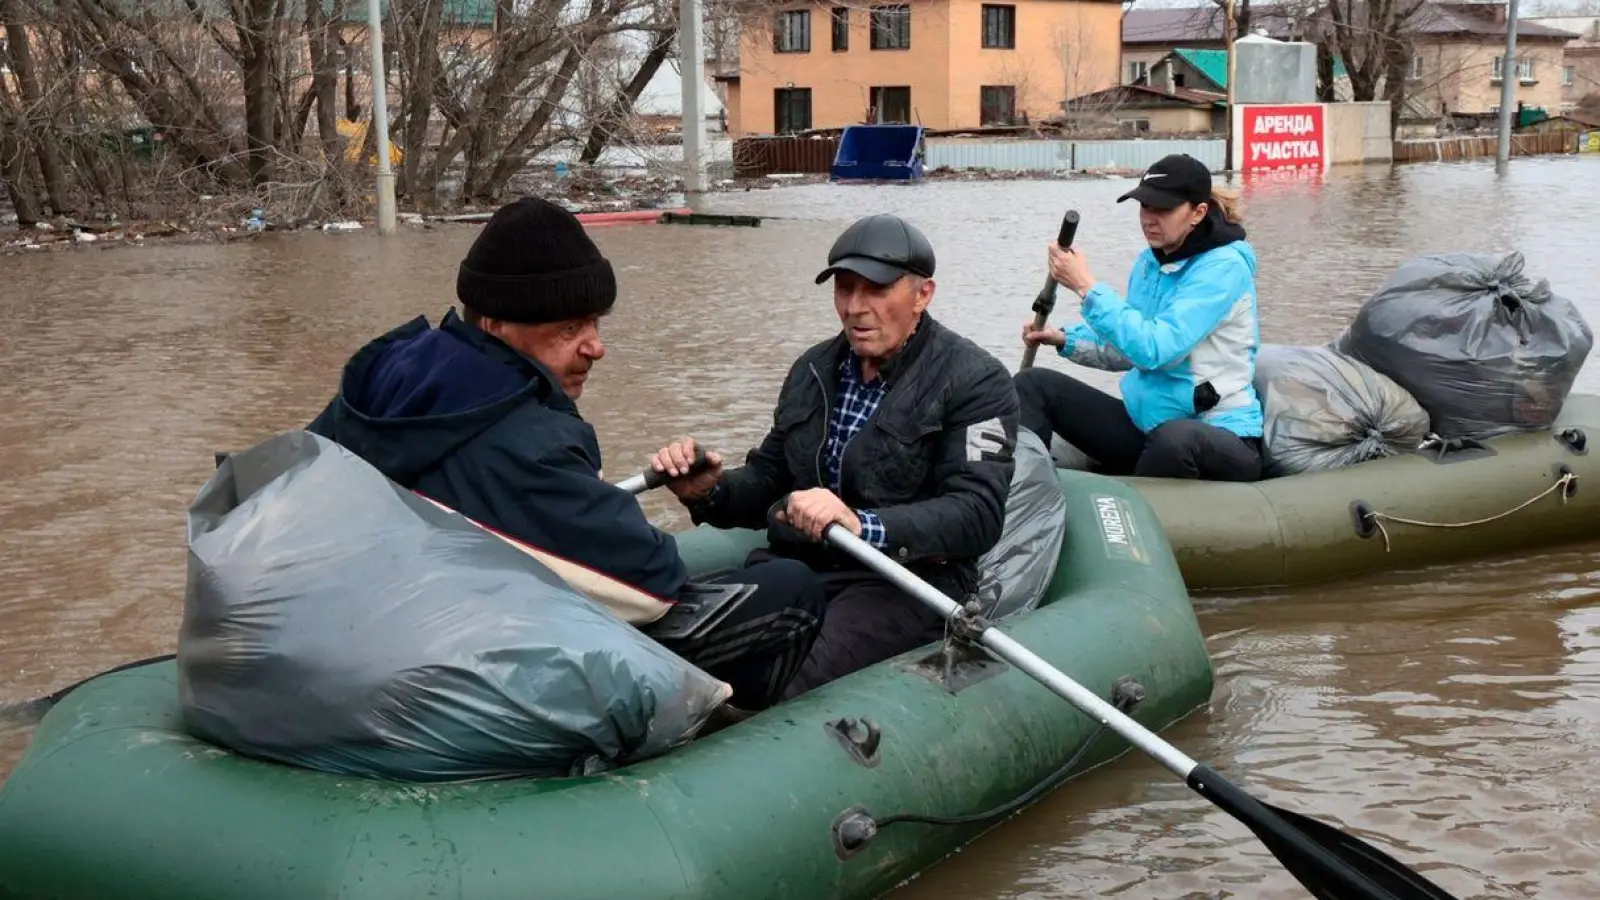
left=811, top=519, right=1463, bottom=900
left=1019, top=209, right=1080, bottom=371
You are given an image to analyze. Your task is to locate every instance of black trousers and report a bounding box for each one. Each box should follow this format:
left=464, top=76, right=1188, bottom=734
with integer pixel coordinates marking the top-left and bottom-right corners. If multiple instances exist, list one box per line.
left=773, top=556, right=948, bottom=701
left=661, top=557, right=826, bottom=710
left=1014, top=367, right=1264, bottom=482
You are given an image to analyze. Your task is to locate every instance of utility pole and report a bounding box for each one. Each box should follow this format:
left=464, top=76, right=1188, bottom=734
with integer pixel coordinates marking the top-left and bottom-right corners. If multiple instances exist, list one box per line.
left=679, top=0, right=708, bottom=193
left=366, top=0, right=398, bottom=234
left=1495, top=0, right=1520, bottom=175
left=1224, top=0, right=1238, bottom=173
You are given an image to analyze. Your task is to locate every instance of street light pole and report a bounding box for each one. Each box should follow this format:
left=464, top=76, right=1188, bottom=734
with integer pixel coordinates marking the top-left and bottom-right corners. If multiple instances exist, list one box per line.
left=1494, top=0, right=1520, bottom=175
left=679, top=0, right=708, bottom=193
left=366, top=0, right=398, bottom=234
left=1224, top=0, right=1237, bottom=173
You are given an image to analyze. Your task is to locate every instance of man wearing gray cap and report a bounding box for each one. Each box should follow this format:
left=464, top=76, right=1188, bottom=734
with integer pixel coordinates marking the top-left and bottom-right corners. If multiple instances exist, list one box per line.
left=650, top=214, right=1019, bottom=700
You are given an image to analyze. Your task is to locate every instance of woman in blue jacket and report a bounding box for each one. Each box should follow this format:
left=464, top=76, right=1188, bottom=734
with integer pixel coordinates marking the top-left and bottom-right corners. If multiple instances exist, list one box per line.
left=1015, top=153, right=1265, bottom=481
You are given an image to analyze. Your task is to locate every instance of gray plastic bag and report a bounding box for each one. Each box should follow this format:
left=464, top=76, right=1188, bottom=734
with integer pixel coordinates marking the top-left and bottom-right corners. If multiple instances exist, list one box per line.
left=977, top=428, right=1067, bottom=619
left=178, top=430, right=731, bottom=783
left=1253, top=344, right=1431, bottom=477
left=1333, top=251, right=1594, bottom=441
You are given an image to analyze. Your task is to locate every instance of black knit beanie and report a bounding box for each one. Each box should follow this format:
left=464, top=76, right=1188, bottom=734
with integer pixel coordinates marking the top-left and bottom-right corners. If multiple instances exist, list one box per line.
left=455, top=197, right=617, bottom=324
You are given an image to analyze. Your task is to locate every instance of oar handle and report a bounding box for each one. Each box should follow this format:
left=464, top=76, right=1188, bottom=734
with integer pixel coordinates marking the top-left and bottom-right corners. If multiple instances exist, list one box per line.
left=819, top=522, right=1198, bottom=780
left=621, top=446, right=712, bottom=495
left=1020, top=210, right=1081, bottom=371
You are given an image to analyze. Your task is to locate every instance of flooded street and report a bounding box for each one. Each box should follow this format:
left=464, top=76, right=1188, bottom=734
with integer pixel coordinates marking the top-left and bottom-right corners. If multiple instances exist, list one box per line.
left=3, top=155, right=1599, bottom=898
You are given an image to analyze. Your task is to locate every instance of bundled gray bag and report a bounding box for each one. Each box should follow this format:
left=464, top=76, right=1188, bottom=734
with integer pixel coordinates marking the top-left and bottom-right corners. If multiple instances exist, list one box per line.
left=178, top=430, right=730, bottom=783
left=1333, top=251, right=1594, bottom=441
left=1253, top=344, right=1431, bottom=477
left=977, top=428, right=1067, bottom=619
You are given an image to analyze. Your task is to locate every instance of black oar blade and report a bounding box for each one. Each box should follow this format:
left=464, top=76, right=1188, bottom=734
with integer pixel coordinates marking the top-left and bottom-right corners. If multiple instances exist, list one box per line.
left=1186, top=765, right=1461, bottom=900
left=1264, top=802, right=1459, bottom=900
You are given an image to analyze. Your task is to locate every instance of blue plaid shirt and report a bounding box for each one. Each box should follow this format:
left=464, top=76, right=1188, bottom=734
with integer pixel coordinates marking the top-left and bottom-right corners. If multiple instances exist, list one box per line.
left=695, top=352, right=891, bottom=547
left=828, top=352, right=890, bottom=548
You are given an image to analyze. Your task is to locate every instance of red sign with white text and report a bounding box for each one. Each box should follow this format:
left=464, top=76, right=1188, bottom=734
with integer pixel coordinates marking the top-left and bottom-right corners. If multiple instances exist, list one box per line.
left=1238, top=104, right=1326, bottom=172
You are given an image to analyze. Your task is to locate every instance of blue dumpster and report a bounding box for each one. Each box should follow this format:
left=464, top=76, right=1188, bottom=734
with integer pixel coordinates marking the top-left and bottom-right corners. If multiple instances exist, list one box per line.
left=829, top=124, right=926, bottom=182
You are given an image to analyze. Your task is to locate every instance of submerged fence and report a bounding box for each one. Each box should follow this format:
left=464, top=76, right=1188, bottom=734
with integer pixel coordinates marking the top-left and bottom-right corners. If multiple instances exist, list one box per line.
left=731, top=135, right=1226, bottom=177
left=730, top=129, right=1583, bottom=178
left=1391, top=131, right=1577, bottom=163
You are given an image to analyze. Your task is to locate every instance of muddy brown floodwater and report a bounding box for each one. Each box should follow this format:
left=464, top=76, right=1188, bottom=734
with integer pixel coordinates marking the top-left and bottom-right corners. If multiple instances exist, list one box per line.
left=2, top=156, right=1598, bottom=899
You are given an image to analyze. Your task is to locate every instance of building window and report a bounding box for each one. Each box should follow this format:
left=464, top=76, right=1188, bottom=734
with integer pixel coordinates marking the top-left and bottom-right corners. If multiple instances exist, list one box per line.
left=1562, top=65, right=1574, bottom=86
left=870, top=5, right=910, bottom=50
left=980, top=85, right=1016, bottom=125
left=981, top=5, right=1015, bottom=49
left=870, top=85, right=912, bottom=122
left=1119, top=118, right=1152, bottom=135
left=831, top=7, right=849, bottom=51
left=1407, top=55, right=1422, bottom=80
left=775, top=87, right=813, bottom=132
left=1128, top=60, right=1149, bottom=83
left=1491, top=55, right=1535, bottom=81
left=774, top=10, right=811, bottom=53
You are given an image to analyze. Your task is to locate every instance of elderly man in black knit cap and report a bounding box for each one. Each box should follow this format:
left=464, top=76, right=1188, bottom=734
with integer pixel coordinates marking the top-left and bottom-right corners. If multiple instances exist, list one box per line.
left=306, top=197, right=827, bottom=713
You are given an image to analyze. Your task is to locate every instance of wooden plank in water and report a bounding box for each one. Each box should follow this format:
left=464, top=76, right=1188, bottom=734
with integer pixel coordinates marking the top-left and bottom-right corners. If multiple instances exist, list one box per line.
left=660, top=212, right=763, bottom=228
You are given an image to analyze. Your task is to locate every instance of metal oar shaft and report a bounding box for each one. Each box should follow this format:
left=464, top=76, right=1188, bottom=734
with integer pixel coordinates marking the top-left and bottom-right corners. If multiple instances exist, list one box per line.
left=823, top=526, right=1198, bottom=779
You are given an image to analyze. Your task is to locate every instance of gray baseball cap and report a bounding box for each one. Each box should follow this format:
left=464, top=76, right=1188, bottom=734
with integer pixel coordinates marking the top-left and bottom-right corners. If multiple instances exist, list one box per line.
left=814, top=214, right=937, bottom=286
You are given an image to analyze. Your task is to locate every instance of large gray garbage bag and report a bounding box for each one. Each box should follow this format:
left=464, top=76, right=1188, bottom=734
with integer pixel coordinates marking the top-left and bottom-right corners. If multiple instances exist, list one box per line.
left=977, top=428, right=1067, bottom=619
left=1253, top=344, right=1431, bottom=476
left=178, top=430, right=731, bottom=783
left=1333, top=251, right=1593, bottom=441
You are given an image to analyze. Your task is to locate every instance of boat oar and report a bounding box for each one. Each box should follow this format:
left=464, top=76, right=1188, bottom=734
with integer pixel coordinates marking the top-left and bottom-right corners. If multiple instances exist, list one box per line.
left=617, top=446, right=710, bottom=495
left=1019, top=209, right=1080, bottom=371
left=0, top=451, right=714, bottom=728
left=818, top=522, right=1462, bottom=900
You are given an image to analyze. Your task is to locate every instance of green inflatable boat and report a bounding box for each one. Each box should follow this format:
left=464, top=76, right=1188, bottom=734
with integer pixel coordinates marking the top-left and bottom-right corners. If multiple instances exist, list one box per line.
left=1094, top=394, right=1599, bottom=593
left=0, top=470, right=1214, bottom=900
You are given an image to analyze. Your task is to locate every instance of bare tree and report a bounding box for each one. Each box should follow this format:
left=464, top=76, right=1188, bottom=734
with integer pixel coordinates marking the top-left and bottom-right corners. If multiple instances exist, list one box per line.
left=578, top=24, right=679, bottom=163
left=1309, top=0, right=1427, bottom=131
left=1052, top=10, right=1128, bottom=134
left=0, top=0, right=727, bottom=222
left=1, top=0, right=72, bottom=213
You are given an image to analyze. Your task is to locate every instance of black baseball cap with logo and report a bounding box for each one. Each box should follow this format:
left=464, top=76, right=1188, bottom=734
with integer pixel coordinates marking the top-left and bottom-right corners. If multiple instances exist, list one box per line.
left=814, top=214, right=937, bottom=286
left=1116, top=153, right=1213, bottom=210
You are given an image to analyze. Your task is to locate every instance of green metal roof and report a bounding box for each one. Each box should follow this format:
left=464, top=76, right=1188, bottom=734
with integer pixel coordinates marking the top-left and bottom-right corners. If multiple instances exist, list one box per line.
left=1174, top=48, right=1228, bottom=89
left=1171, top=47, right=1350, bottom=88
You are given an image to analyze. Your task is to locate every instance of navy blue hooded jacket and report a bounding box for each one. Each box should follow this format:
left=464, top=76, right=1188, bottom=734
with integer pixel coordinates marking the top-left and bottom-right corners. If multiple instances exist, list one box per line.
left=305, top=309, right=688, bottom=599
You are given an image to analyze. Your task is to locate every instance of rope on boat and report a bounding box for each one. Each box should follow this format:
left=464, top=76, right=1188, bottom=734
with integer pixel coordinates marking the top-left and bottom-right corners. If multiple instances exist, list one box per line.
left=1363, top=471, right=1578, bottom=552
